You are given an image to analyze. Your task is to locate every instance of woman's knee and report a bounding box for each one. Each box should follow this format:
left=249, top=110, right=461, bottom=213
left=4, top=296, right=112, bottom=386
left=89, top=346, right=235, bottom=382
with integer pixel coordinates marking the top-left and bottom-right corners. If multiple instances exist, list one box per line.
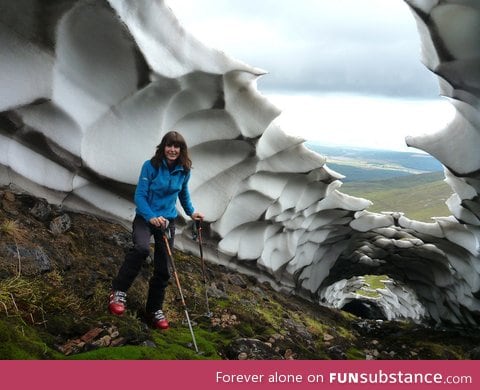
left=150, top=273, right=170, bottom=288
left=133, top=243, right=150, bottom=257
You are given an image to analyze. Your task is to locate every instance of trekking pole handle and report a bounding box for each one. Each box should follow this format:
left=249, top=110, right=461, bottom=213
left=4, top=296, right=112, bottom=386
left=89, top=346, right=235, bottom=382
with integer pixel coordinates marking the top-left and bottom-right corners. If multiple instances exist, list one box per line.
left=192, top=219, right=202, bottom=240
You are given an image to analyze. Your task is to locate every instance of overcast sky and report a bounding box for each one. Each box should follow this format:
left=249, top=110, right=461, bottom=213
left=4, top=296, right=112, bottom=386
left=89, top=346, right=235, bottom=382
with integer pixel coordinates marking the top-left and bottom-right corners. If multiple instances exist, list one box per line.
left=165, top=0, right=455, bottom=151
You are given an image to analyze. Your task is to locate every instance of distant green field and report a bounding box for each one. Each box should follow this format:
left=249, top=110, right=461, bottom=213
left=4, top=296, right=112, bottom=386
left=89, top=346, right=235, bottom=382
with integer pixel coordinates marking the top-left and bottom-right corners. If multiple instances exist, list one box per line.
left=341, top=172, right=453, bottom=222
left=304, top=143, right=452, bottom=222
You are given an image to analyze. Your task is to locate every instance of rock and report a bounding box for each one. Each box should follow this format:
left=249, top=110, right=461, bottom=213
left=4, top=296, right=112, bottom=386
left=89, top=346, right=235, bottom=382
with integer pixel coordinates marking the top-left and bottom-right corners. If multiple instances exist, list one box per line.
left=283, top=319, right=313, bottom=341
left=110, top=232, right=132, bottom=249
left=323, top=333, right=334, bottom=342
left=80, top=327, right=103, bottom=343
left=251, top=286, right=269, bottom=301
left=50, top=214, right=71, bottom=235
left=92, top=335, right=112, bottom=348
left=207, top=284, right=228, bottom=299
left=33, top=247, right=51, bottom=273
left=1, top=196, right=19, bottom=216
left=327, top=345, right=346, bottom=360
left=227, top=274, right=247, bottom=288
left=284, top=349, right=295, bottom=360
left=271, top=333, right=284, bottom=342
left=4, top=245, right=51, bottom=274
left=29, top=199, right=53, bottom=222
left=225, top=338, right=283, bottom=360
left=238, top=352, right=248, bottom=360
left=56, top=323, right=137, bottom=355
left=139, top=340, right=156, bottom=348
left=57, top=339, right=86, bottom=356
left=211, top=311, right=239, bottom=328
left=468, top=347, right=480, bottom=360
left=3, top=191, right=15, bottom=202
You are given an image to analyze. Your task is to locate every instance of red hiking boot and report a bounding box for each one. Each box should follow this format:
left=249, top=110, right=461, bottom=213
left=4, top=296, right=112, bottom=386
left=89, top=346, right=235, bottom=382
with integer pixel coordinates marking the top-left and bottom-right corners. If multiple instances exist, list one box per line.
left=153, top=309, right=169, bottom=329
left=108, top=290, right=126, bottom=315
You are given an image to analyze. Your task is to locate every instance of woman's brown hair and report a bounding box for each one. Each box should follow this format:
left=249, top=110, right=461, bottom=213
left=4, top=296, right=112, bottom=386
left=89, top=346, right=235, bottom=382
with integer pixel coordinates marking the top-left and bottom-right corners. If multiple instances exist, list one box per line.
left=151, top=131, right=192, bottom=171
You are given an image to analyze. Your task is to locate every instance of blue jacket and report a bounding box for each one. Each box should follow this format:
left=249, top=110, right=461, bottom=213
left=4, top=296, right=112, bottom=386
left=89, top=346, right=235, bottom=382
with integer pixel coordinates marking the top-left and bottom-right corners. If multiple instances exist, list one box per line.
left=134, top=159, right=195, bottom=222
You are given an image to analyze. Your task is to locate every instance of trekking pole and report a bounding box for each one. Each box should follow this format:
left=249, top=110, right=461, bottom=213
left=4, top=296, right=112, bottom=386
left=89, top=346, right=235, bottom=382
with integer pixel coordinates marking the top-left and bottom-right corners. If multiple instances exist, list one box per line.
left=194, top=220, right=212, bottom=317
left=161, top=225, right=199, bottom=353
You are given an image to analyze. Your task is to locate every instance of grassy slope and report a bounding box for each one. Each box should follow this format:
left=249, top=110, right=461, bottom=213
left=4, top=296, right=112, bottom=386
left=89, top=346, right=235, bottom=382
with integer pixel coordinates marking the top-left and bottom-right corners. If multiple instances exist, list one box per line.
left=341, top=172, right=453, bottom=222
left=306, top=144, right=444, bottom=173
left=2, top=187, right=478, bottom=361
left=327, top=163, right=414, bottom=182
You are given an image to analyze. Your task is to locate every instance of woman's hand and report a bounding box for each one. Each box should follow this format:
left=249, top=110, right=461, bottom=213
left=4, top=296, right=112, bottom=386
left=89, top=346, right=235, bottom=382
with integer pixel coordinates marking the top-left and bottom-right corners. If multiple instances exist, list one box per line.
left=149, top=216, right=168, bottom=228
left=191, top=212, right=204, bottom=221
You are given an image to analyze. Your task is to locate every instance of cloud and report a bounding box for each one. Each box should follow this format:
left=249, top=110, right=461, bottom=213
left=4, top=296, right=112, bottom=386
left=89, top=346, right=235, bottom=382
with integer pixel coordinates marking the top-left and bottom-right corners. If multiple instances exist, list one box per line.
left=267, top=93, right=456, bottom=151
left=166, top=0, right=439, bottom=98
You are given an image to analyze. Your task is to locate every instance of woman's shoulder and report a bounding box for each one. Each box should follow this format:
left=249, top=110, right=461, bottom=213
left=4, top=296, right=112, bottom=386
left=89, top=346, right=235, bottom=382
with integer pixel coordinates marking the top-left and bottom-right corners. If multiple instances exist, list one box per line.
left=139, top=160, right=159, bottom=178
left=141, top=159, right=156, bottom=170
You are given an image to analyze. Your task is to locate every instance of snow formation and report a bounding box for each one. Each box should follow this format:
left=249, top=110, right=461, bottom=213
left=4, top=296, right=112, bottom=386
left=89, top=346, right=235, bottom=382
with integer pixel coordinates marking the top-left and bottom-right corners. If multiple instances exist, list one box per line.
left=1, top=0, right=479, bottom=325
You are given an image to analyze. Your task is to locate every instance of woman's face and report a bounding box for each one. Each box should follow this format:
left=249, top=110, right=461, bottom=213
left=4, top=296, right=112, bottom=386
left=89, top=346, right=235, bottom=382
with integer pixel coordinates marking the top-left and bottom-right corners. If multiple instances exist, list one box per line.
left=164, top=143, right=181, bottom=163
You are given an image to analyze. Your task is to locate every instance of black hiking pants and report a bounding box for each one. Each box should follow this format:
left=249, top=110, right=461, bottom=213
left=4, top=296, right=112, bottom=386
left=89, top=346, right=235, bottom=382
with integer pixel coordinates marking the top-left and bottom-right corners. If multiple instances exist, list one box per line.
left=112, top=215, right=175, bottom=313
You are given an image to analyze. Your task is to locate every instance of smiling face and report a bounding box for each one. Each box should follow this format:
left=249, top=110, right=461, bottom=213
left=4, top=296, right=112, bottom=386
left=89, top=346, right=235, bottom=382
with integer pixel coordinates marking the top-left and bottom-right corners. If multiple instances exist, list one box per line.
left=164, top=142, right=181, bottom=164
left=155, top=131, right=192, bottom=170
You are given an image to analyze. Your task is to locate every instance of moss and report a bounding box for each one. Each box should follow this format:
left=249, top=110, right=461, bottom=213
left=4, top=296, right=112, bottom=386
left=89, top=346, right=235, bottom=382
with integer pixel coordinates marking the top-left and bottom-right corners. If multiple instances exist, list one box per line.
left=68, top=345, right=168, bottom=360
left=45, top=314, right=89, bottom=338
left=415, top=341, right=464, bottom=359
left=255, top=301, right=284, bottom=329
left=236, top=321, right=255, bottom=337
left=354, top=275, right=390, bottom=298
left=364, top=275, right=388, bottom=289
left=336, top=326, right=357, bottom=341
left=0, top=318, right=62, bottom=359
left=304, top=317, right=328, bottom=335
left=261, top=326, right=281, bottom=337
left=153, top=326, right=221, bottom=359
left=106, top=314, right=151, bottom=345
left=212, top=298, right=230, bottom=310
left=208, top=326, right=235, bottom=344
left=66, top=321, right=222, bottom=360
left=339, top=310, right=357, bottom=321
left=345, top=347, right=365, bottom=360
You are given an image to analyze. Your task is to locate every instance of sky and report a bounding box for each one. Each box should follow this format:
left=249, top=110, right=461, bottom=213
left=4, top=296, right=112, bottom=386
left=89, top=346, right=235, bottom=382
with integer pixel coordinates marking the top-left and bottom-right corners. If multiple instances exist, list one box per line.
left=165, top=0, right=455, bottom=152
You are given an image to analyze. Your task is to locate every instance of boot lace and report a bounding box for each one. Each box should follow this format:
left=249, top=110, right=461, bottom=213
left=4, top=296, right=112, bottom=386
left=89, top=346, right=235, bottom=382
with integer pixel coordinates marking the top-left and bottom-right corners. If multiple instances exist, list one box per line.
left=111, top=290, right=127, bottom=304
left=153, top=309, right=166, bottom=321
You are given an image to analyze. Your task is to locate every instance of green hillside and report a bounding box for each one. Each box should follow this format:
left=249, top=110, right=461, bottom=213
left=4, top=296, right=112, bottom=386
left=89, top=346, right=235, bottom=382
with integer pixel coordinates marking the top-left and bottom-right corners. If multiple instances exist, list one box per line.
left=328, top=162, right=415, bottom=182
left=341, top=172, right=453, bottom=222
left=307, top=143, right=444, bottom=176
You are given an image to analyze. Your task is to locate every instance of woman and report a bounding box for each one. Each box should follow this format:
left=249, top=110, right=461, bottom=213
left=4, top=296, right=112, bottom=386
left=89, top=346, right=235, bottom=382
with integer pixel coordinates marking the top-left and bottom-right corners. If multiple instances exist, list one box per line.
left=109, top=131, right=204, bottom=329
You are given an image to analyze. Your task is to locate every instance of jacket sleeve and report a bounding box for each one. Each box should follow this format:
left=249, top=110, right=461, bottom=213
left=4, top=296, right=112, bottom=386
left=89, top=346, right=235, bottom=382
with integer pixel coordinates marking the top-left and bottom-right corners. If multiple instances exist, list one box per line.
left=134, top=161, right=157, bottom=222
left=178, top=170, right=195, bottom=217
